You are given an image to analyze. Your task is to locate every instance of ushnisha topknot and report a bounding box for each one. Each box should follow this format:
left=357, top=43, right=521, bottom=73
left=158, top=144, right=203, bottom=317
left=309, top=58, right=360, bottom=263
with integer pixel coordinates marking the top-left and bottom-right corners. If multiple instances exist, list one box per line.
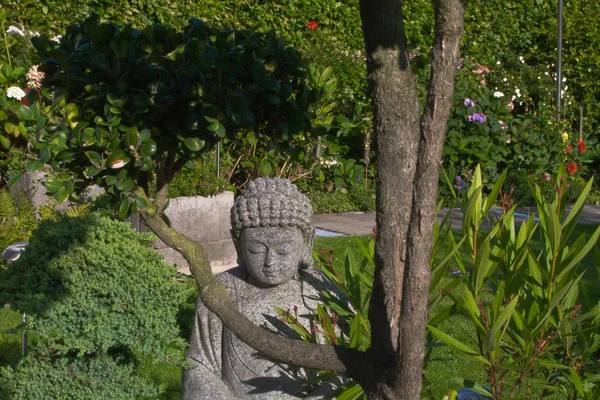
left=231, top=178, right=313, bottom=240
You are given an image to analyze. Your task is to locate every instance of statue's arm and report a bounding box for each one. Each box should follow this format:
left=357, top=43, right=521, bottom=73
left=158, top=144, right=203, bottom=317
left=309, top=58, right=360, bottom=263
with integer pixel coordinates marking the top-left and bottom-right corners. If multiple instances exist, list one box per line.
left=182, top=296, right=235, bottom=400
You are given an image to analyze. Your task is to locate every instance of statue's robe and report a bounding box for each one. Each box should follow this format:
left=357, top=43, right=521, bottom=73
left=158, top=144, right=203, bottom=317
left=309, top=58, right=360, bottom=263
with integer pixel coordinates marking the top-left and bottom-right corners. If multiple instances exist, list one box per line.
left=183, top=267, right=341, bottom=399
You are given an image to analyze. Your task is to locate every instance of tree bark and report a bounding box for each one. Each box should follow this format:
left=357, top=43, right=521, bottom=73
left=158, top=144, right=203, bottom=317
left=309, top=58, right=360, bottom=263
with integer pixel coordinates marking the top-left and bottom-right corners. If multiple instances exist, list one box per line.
left=359, top=0, right=464, bottom=398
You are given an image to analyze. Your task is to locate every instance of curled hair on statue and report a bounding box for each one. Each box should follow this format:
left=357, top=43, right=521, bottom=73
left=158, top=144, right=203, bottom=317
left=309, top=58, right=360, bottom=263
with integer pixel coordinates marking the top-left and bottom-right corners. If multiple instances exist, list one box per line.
left=230, top=178, right=314, bottom=268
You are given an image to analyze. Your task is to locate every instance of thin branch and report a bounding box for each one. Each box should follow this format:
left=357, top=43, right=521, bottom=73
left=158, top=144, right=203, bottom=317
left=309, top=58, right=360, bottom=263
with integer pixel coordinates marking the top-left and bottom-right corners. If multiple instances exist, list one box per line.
left=140, top=211, right=365, bottom=378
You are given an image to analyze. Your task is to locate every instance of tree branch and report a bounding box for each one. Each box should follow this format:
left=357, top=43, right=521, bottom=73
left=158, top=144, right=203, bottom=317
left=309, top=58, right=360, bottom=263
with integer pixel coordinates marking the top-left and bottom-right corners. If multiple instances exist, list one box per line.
left=396, top=0, right=464, bottom=398
left=140, top=211, right=365, bottom=377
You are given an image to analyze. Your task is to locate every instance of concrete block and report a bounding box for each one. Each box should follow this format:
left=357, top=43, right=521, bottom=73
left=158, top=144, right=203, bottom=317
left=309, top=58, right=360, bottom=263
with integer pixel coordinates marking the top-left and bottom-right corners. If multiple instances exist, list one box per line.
left=153, top=192, right=238, bottom=274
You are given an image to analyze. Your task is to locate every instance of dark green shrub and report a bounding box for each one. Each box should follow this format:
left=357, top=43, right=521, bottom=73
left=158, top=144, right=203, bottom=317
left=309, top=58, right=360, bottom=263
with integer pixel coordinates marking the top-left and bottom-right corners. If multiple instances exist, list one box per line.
left=0, top=214, right=187, bottom=398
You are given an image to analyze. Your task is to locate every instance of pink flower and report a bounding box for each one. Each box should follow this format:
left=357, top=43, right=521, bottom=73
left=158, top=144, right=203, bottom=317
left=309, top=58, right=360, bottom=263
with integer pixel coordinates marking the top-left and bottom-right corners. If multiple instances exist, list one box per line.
left=26, top=64, right=45, bottom=89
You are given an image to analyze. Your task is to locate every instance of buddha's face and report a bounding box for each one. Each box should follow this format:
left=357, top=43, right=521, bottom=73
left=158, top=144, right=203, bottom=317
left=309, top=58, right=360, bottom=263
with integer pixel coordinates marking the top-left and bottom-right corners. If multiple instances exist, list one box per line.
left=239, top=226, right=306, bottom=286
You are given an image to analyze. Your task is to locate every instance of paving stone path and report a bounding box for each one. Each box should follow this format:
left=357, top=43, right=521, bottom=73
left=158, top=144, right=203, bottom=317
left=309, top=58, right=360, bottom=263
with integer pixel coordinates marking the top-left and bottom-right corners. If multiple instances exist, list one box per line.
left=313, top=205, right=600, bottom=237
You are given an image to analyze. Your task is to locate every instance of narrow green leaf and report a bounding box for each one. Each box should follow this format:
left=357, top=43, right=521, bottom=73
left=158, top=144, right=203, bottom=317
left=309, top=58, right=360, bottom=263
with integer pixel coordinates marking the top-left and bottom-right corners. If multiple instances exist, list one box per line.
left=463, top=185, right=484, bottom=233
left=555, top=225, right=600, bottom=283
left=346, top=251, right=358, bottom=278
left=473, top=238, right=494, bottom=295
left=563, top=178, right=593, bottom=228
left=427, top=325, right=490, bottom=365
left=349, top=314, right=363, bottom=349
left=335, top=382, right=364, bottom=400
left=487, top=295, right=519, bottom=351
left=483, top=168, right=507, bottom=215
left=547, top=206, right=561, bottom=255
left=570, top=368, right=585, bottom=397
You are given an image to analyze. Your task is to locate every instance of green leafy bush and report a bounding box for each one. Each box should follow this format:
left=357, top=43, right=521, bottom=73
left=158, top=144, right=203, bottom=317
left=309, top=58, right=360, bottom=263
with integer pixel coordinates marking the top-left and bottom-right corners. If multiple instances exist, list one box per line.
left=307, top=186, right=375, bottom=214
left=0, top=214, right=187, bottom=398
left=1, top=355, right=159, bottom=400
left=168, top=165, right=235, bottom=198
left=430, top=166, right=600, bottom=399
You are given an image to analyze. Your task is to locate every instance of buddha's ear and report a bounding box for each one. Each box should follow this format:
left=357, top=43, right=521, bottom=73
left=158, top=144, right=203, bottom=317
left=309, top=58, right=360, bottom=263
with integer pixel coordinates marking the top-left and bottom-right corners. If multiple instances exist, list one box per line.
left=230, top=229, right=243, bottom=264
left=301, top=227, right=315, bottom=269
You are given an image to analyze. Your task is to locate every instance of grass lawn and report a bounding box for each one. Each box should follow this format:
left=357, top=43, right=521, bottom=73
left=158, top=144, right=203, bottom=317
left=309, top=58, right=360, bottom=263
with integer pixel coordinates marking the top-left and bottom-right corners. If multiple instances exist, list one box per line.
left=1, top=225, right=598, bottom=399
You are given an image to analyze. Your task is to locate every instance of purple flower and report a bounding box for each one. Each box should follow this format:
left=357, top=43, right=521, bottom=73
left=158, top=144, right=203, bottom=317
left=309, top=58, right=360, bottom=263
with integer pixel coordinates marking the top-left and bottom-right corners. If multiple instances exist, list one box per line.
left=463, top=98, right=475, bottom=107
left=454, top=176, right=465, bottom=190
left=468, top=112, right=487, bottom=123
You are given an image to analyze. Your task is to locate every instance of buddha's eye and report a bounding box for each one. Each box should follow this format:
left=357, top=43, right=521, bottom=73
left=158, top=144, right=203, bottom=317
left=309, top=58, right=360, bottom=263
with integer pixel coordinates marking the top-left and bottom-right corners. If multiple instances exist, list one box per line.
left=247, top=244, right=265, bottom=254
left=276, top=246, right=292, bottom=255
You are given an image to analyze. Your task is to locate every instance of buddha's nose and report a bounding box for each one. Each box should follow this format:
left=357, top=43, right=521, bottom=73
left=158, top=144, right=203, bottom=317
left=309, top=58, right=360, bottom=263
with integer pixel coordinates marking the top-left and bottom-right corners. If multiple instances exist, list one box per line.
left=265, top=250, right=277, bottom=268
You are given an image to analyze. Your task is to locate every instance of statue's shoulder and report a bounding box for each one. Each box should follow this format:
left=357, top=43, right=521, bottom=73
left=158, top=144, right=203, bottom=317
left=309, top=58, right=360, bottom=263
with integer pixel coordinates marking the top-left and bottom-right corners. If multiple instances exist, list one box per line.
left=216, top=266, right=247, bottom=285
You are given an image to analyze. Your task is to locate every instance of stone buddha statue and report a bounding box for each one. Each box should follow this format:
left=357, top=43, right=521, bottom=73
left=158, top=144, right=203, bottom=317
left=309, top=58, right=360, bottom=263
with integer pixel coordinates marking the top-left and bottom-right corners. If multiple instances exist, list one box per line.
left=183, top=178, right=337, bottom=399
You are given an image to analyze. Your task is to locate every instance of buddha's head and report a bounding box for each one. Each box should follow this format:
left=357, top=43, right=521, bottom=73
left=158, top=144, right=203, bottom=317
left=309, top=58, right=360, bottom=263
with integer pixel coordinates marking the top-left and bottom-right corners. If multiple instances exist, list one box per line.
left=230, top=178, right=314, bottom=287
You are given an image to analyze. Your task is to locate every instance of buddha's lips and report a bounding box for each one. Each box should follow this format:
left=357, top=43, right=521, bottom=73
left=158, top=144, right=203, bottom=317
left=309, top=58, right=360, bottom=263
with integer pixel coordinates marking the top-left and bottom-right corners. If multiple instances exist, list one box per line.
left=262, top=269, right=284, bottom=276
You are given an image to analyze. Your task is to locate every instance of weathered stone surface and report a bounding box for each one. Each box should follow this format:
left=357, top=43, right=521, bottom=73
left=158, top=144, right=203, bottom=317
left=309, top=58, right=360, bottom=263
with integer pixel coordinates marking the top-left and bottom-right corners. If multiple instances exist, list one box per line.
left=183, top=178, right=341, bottom=399
left=152, top=192, right=238, bottom=273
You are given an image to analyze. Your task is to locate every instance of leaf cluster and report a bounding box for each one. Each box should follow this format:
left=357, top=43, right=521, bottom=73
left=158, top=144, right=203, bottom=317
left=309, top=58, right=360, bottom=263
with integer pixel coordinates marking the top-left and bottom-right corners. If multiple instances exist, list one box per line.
left=21, top=17, right=319, bottom=217
left=430, top=165, right=600, bottom=399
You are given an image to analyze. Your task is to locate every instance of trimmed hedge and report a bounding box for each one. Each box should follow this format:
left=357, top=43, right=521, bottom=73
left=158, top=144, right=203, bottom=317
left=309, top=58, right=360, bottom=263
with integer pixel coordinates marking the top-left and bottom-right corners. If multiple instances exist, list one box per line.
left=0, top=214, right=187, bottom=398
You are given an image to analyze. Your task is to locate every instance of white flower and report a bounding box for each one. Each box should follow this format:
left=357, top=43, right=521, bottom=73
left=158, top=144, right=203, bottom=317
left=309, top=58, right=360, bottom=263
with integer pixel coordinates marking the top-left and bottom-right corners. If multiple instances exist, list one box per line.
left=6, top=86, right=26, bottom=100
left=493, top=91, right=504, bottom=98
left=30, top=31, right=40, bottom=37
left=496, top=60, right=501, bottom=65
left=50, top=35, right=62, bottom=43
left=6, top=25, right=25, bottom=36
left=562, top=77, right=566, bottom=82
left=503, top=78, right=508, bottom=82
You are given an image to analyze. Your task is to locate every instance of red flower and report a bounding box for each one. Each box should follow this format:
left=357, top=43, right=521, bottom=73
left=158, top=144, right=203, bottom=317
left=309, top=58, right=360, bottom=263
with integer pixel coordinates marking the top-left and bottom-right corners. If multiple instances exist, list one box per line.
left=578, top=140, right=586, bottom=153
left=566, top=143, right=573, bottom=153
left=307, top=20, right=319, bottom=30
left=567, top=162, right=577, bottom=175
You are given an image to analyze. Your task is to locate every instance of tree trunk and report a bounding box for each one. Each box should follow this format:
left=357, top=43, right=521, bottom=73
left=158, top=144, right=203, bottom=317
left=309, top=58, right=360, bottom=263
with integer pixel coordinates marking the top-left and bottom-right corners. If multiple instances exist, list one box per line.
left=358, top=0, right=464, bottom=398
